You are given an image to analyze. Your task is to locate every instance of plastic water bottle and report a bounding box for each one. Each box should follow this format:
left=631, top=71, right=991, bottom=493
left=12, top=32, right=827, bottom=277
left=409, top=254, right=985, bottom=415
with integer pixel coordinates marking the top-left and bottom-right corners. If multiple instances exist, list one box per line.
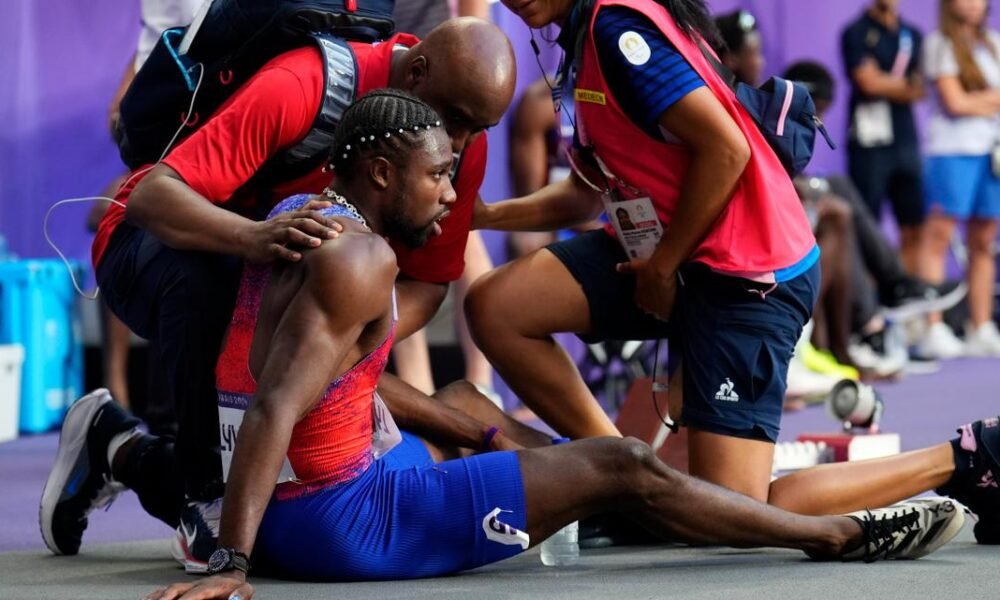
left=540, top=521, right=579, bottom=566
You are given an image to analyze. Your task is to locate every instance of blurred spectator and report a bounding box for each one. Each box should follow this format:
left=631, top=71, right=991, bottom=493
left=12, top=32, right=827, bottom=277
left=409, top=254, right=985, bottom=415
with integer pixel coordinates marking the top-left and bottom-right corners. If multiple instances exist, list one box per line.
left=841, top=0, right=926, bottom=274
left=713, top=10, right=766, bottom=86
left=918, top=0, right=1000, bottom=358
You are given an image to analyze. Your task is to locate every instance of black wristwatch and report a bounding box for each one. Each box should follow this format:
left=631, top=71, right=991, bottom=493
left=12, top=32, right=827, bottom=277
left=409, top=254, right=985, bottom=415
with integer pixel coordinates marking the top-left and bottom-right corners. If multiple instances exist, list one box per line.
left=206, top=548, right=251, bottom=575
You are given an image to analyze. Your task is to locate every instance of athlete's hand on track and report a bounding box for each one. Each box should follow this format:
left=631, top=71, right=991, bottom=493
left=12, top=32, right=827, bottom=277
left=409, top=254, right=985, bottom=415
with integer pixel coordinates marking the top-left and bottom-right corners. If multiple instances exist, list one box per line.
left=238, top=199, right=344, bottom=264
left=617, top=258, right=677, bottom=322
left=143, top=573, right=254, bottom=600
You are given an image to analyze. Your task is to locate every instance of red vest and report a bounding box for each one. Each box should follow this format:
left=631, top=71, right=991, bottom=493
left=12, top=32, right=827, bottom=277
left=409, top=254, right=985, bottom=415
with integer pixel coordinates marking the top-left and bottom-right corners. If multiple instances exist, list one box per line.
left=574, top=0, right=815, bottom=274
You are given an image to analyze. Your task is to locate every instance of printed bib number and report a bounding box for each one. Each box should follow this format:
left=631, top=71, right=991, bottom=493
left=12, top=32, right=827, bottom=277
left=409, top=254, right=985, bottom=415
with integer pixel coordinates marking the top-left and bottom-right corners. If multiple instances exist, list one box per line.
left=218, top=391, right=297, bottom=484
left=605, top=194, right=664, bottom=260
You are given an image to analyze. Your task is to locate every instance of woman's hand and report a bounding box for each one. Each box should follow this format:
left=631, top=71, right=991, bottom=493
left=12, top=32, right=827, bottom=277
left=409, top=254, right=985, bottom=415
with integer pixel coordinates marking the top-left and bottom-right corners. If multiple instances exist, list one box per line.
left=143, top=573, right=254, bottom=600
left=617, top=258, right=677, bottom=322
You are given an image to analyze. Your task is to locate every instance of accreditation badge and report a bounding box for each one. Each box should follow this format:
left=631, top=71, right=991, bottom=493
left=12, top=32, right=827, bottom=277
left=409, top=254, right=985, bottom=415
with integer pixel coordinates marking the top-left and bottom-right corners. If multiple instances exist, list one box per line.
left=604, top=193, right=663, bottom=260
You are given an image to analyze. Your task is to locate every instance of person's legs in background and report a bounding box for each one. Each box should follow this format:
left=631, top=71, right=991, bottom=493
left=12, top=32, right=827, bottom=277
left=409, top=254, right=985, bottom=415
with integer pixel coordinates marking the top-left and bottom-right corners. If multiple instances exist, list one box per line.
left=811, top=196, right=856, bottom=368
left=963, top=163, right=1000, bottom=355
left=455, top=231, right=502, bottom=405
left=888, top=144, right=927, bottom=276
left=391, top=331, right=436, bottom=395
left=917, top=156, right=975, bottom=359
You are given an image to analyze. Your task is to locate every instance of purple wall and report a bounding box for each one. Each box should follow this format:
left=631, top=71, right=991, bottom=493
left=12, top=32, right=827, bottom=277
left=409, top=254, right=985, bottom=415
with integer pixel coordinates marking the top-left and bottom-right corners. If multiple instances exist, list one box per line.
left=1, top=1, right=141, bottom=267
left=5, top=1, right=998, bottom=264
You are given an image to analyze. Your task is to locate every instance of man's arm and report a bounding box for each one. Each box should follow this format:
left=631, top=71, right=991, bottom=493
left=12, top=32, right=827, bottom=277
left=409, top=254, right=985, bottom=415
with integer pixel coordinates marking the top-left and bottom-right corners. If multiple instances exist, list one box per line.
left=473, top=173, right=604, bottom=232
left=376, top=373, right=493, bottom=450
left=850, top=59, right=924, bottom=103
left=510, top=80, right=558, bottom=197
left=457, top=0, right=489, bottom=19
left=127, top=57, right=341, bottom=263
left=841, top=25, right=922, bottom=104
left=128, top=165, right=342, bottom=263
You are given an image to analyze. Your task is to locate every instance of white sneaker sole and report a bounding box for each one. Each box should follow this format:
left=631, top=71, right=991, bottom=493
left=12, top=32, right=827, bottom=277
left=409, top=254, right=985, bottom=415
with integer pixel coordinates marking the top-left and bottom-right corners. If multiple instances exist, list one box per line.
left=39, top=389, right=113, bottom=555
left=905, top=498, right=967, bottom=559
left=170, top=527, right=209, bottom=574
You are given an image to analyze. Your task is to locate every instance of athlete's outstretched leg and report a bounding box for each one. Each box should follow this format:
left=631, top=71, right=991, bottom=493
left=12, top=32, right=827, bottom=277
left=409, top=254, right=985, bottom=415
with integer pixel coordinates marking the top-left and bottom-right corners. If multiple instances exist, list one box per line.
left=516, top=438, right=963, bottom=561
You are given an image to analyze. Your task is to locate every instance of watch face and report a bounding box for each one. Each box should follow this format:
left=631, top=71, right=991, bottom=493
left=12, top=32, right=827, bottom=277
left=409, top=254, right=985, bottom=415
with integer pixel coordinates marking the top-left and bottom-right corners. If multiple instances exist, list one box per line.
left=207, top=549, right=231, bottom=573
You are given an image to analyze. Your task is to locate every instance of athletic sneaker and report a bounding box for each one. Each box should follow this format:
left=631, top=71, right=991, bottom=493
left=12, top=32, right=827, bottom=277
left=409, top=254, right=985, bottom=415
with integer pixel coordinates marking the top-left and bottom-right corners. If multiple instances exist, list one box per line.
left=841, top=498, right=965, bottom=562
left=882, top=279, right=967, bottom=321
left=170, top=497, right=223, bottom=573
left=915, top=322, right=965, bottom=360
left=848, top=329, right=907, bottom=379
left=964, top=322, right=1000, bottom=358
left=786, top=354, right=840, bottom=399
left=938, top=417, right=1000, bottom=544
left=40, top=389, right=140, bottom=555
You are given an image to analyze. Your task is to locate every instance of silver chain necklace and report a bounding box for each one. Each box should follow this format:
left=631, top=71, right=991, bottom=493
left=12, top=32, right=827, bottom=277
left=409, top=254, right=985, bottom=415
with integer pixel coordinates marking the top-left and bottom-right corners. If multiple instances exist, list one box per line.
left=322, top=188, right=371, bottom=232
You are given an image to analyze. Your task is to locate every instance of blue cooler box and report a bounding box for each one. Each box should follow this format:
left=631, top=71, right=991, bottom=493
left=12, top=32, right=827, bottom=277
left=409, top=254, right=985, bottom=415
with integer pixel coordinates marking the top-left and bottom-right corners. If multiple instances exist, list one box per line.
left=0, top=259, right=85, bottom=433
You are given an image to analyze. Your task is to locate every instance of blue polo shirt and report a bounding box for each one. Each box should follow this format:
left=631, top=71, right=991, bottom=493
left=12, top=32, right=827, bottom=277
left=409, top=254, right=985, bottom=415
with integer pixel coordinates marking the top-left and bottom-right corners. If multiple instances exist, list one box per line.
left=840, top=11, right=923, bottom=147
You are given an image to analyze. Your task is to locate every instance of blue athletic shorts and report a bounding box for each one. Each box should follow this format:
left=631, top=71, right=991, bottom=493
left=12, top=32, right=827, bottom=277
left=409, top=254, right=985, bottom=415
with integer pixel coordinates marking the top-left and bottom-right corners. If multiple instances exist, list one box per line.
left=255, top=431, right=527, bottom=581
left=925, top=154, right=1000, bottom=219
left=547, top=230, right=819, bottom=442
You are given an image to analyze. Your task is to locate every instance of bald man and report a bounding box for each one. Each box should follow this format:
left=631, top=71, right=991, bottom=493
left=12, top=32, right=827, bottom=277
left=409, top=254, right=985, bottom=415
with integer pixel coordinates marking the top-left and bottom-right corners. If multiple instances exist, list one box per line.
left=42, top=18, right=518, bottom=570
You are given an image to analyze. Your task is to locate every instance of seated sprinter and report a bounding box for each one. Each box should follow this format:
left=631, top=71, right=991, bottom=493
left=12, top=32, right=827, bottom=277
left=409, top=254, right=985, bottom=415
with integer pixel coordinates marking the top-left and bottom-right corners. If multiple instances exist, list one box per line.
left=144, top=91, right=962, bottom=599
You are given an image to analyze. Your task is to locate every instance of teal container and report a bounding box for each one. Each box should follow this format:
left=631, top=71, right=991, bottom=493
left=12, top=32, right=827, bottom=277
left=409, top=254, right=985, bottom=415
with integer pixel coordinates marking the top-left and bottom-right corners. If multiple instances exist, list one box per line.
left=0, top=259, right=85, bottom=433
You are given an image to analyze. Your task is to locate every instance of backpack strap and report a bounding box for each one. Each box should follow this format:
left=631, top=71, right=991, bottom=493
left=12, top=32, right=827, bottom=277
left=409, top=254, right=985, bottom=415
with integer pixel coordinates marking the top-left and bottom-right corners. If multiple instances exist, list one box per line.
left=280, top=33, right=360, bottom=171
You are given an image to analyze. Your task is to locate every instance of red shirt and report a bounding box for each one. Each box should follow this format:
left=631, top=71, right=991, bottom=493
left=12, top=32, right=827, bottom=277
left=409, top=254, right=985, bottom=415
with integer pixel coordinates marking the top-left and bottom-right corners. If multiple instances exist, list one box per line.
left=93, top=35, right=487, bottom=284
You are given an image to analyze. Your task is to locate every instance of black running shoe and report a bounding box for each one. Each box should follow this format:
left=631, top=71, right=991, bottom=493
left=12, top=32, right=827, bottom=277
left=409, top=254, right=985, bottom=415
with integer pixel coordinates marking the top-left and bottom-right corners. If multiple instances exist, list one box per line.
left=938, top=417, right=1000, bottom=544
left=39, top=389, right=139, bottom=555
left=841, top=498, right=965, bottom=562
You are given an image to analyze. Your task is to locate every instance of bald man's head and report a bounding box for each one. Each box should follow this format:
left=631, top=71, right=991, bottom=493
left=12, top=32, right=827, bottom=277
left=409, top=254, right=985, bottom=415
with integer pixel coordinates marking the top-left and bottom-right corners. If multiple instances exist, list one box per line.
left=396, top=18, right=517, bottom=153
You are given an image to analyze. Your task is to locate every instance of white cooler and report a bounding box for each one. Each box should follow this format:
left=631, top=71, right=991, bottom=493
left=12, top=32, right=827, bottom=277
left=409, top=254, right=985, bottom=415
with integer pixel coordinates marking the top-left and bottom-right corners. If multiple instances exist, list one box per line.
left=0, top=344, right=25, bottom=442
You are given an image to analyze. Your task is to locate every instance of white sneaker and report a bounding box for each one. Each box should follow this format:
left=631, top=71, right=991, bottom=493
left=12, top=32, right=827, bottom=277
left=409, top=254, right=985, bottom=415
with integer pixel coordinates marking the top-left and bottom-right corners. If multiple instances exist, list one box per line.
left=964, top=321, right=1000, bottom=357
left=915, top=322, right=965, bottom=360
left=848, top=338, right=907, bottom=378
left=840, top=498, right=965, bottom=562
left=786, top=355, right=840, bottom=399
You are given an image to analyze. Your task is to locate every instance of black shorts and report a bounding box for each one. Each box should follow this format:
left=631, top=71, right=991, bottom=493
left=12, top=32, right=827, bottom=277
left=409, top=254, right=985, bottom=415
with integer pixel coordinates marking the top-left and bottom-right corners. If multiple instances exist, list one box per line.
left=848, top=143, right=925, bottom=226
left=547, top=230, right=820, bottom=442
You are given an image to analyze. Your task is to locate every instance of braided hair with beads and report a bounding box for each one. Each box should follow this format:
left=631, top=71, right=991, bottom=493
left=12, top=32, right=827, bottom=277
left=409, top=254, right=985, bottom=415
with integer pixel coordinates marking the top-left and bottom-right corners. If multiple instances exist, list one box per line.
left=329, top=89, right=444, bottom=177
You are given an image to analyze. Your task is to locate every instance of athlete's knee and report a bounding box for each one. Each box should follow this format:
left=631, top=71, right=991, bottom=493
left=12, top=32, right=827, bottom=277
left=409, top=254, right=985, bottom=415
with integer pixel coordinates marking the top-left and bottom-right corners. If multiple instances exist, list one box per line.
left=611, top=437, right=659, bottom=477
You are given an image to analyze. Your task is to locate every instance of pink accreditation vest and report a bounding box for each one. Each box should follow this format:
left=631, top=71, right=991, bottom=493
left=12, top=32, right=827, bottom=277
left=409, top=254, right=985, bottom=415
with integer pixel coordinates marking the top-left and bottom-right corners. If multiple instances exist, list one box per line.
left=573, top=0, right=815, bottom=276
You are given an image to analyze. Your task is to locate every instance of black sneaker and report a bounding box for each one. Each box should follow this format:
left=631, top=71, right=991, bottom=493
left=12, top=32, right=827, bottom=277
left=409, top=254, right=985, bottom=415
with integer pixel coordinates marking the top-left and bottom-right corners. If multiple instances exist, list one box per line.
left=841, top=498, right=965, bottom=562
left=938, top=417, right=1000, bottom=544
left=39, top=389, right=140, bottom=555
left=170, top=498, right=222, bottom=573
left=882, top=278, right=967, bottom=321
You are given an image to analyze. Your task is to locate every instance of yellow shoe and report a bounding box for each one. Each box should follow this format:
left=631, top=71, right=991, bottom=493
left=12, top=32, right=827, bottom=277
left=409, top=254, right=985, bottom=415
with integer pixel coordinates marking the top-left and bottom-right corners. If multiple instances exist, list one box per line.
left=799, top=342, right=860, bottom=381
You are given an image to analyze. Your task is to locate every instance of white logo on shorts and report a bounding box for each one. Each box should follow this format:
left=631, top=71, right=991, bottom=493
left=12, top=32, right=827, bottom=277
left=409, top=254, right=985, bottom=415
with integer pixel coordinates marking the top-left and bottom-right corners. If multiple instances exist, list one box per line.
left=618, top=31, right=651, bottom=66
left=482, top=507, right=530, bottom=549
left=714, top=378, right=740, bottom=402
